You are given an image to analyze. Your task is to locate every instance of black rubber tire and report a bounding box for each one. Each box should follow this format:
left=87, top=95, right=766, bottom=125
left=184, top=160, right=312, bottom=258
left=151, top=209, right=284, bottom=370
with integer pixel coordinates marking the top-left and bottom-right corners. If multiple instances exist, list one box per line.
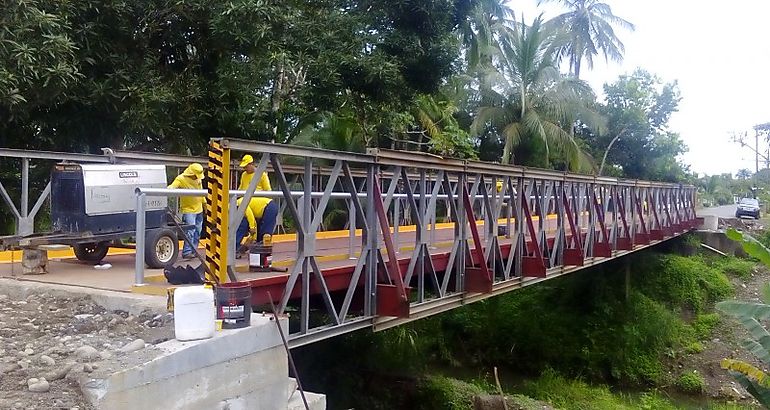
left=73, top=242, right=110, bottom=263
left=145, top=228, right=178, bottom=269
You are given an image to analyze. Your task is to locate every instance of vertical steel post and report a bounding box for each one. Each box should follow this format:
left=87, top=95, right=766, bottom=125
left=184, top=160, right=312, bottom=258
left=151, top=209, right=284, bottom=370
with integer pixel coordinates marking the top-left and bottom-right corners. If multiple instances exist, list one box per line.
left=429, top=175, right=437, bottom=248
left=365, top=165, right=378, bottom=316
left=21, top=158, right=29, bottom=218
left=348, top=198, right=356, bottom=259
left=17, top=158, right=32, bottom=235
left=418, top=169, right=426, bottom=302
left=393, top=197, right=400, bottom=253
left=134, top=192, right=146, bottom=286
left=456, top=173, right=466, bottom=291
left=300, top=159, right=312, bottom=334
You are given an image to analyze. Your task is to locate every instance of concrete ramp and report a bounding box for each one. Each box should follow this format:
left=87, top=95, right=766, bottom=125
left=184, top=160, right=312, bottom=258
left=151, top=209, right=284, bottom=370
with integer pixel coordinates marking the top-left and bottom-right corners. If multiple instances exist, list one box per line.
left=79, top=313, right=325, bottom=410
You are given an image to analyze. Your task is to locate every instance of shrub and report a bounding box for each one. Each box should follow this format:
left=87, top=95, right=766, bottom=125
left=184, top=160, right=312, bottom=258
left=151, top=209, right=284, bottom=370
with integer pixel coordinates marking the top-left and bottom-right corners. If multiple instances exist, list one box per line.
left=684, top=341, right=705, bottom=354
left=715, top=257, right=754, bottom=280
left=523, top=369, right=678, bottom=410
left=635, top=254, right=733, bottom=312
left=675, top=370, right=706, bottom=394
left=415, top=375, right=487, bottom=410
left=636, top=391, right=678, bottom=410
left=523, top=368, right=628, bottom=410
left=692, top=313, right=720, bottom=340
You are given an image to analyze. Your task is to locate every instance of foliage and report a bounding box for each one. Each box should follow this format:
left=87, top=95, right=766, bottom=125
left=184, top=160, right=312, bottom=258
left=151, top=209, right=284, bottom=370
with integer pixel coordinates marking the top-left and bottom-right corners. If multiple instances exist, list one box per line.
left=471, top=15, right=605, bottom=169
left=726, top=228, right=770, bottom=267
left=716, top=228, right=770, bottom=407
left=634, top=254, right=733, bottom=312
left=684, top=341, right=705, bottom=354
left=580, top=69, right=689, bottom=181
left=522, top=368, right=679, bottom=410
left=1, top=0, right=468, bottom=153
left=714, top=257, right=755, bottom=280
left=414, top=375, right=487, bottom=410
left=430, top=253, right=732, bottom=385
left=540, top=0, right=635, bottom=78
left=692, top=313, right=721, bottom=340
left=675, top=370, right=706, bottom=394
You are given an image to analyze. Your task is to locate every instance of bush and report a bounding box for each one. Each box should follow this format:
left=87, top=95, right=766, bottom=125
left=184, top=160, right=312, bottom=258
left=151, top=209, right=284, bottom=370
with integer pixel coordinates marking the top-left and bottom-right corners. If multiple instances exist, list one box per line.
left=692, top=313, right=720, bottom=340
left=715, top=257, right=754, bottom=280
left=415, top=375, right=487, bottom=410
left=675, top=370, right=706, bottom=394
left=523, top=369, right=679, bottom=410
left=635, top=254, right=733, bottom=312
left=636, top=391, right=678, bottom=410
left=523, top=368, right=629, bottom=410
left=684, top=341, right=705, bottom=354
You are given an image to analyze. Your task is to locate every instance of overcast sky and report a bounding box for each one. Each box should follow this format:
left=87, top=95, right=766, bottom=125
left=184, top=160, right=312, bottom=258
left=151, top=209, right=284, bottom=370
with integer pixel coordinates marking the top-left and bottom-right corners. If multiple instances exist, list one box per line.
left=513, top=0, right=770, bottom=176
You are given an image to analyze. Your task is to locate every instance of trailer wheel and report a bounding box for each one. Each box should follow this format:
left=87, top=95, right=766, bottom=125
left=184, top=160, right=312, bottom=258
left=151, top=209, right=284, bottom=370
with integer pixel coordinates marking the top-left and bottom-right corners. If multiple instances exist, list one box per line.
left=73, top=242, right=110, bottom=263
left=145, top=228, right=178, bottom=268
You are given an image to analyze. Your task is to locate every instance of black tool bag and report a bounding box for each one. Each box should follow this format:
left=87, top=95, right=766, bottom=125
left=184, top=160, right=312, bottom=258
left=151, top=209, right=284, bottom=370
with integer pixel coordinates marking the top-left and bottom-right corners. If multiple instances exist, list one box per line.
left=163, top=264, right=205, bottom=285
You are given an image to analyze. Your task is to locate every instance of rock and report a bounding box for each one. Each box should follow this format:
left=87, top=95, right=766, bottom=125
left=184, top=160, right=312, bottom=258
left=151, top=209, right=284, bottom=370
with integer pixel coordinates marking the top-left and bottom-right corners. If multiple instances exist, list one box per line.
left=44, top=363, right=74, bottom=381
left=99, top=351, right=113, bottom=360
left=0, top=363, right=19, bottom=374
left=74, top=314, right=93, bottom=320
left=83, top=364, right=94, bottom=373
left=17, top=360, right=29, bottom=370
left=21, top=348, right=34, bottom=356
left=38, top=355, right=56, bottom=366
left=119, top=339, right=146, bottom=353
left=75, top=345, right=99, bottom=361
left=28, top=377, right=50, bottom=393
left=0, top=294, right=8, bottom=302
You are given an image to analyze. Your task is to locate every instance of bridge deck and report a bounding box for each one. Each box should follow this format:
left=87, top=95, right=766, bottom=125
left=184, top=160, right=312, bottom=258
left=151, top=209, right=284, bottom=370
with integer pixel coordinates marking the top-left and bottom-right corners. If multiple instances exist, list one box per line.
left=0, top=220, right=549, bottom=293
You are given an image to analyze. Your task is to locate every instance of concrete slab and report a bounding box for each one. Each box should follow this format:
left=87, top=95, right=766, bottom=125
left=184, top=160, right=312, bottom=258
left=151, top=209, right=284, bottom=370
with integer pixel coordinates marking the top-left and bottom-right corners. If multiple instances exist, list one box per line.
left=79, top=313, right=322, bottom=410
left=0, top=277, right=166, bottom=316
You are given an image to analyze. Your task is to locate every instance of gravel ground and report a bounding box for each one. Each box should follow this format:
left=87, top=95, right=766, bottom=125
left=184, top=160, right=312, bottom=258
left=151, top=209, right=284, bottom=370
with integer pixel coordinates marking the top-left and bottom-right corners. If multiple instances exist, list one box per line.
left=0, top=291, right=173, bottom=409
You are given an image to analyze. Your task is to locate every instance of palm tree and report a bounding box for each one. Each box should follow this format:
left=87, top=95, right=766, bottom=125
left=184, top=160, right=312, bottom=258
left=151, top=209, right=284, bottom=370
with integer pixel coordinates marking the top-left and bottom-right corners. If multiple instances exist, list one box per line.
left=540, top=0, right=634, bottom=78
left=472, top=15, right=604, bottom=169
left=457, top=0, right=514, bottom=71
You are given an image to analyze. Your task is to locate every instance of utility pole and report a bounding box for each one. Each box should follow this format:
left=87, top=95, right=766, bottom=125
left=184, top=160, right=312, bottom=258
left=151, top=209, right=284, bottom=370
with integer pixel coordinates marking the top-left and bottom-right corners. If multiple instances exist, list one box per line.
left=756, top=130, right=760, bottom=174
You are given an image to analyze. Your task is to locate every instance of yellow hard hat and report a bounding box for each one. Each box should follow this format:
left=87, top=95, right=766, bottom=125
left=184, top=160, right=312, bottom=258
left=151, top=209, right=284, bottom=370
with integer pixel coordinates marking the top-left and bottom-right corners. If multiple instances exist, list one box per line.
left=239, top=154, right=254, bottom=168
left=496, top=181, right=503, bottom=193
left=183, top=163, right=204, bottom=177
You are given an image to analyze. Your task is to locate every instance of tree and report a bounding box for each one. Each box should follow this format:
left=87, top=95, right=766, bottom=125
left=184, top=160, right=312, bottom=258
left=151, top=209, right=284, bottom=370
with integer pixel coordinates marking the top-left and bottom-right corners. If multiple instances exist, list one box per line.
left=540, top=0, right=634, bottom=78
left=736, top=168, right=753, bottom=180
left=456, top=0, right=513, bottom=72
left=583, top=69, right=687, bottom=181
left=472, top=15, right=604, bottom=169
left=0, top=0, right=472, bottom=154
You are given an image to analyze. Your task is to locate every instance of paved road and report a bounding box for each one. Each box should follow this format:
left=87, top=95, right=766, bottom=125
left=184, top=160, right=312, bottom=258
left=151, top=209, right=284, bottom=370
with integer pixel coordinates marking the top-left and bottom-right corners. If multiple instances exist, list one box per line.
left=698, top=204, right=737, bottom=218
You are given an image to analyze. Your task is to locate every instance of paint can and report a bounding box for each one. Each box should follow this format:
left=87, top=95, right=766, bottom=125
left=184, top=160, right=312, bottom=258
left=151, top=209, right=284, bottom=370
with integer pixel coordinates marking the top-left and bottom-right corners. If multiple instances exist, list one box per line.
left=249, top=238, right=273, bottom=272
left=215, top=282, right=252, bottom=329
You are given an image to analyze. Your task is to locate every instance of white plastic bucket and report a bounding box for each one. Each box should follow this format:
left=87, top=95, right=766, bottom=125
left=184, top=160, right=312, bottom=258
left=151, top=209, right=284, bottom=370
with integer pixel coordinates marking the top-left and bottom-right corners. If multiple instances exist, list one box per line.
left=174, top=285, right=216, bottom=341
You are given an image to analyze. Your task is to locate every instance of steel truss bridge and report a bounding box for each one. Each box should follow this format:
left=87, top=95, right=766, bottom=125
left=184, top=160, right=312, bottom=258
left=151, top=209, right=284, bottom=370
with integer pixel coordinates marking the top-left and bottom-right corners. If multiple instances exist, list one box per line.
left=0, top=141, right=700, bottom=347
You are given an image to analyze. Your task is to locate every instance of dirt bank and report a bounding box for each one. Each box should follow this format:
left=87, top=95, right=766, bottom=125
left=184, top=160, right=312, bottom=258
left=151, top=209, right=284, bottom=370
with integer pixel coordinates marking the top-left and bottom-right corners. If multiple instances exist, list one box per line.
left=0, top=290, right=172, bottom=409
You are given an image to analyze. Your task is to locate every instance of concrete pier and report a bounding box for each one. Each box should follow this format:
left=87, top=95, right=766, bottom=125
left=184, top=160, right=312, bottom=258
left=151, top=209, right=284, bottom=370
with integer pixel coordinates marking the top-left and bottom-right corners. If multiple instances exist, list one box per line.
left=79, top=313, right=325, bottom=410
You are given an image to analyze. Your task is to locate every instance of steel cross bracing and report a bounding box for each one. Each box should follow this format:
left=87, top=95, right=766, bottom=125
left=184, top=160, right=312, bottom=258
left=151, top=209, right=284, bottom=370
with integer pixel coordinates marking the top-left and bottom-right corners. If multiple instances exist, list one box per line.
left=216, top=138, right=700, bottom=348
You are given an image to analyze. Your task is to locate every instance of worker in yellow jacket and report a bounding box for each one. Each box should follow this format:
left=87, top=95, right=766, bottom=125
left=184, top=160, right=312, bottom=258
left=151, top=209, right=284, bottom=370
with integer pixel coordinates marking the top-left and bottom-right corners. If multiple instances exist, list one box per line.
left=239, top=154, right=271, bottom=192
left=168, top=163, right=205, bottom=259
left=235, top=196, right=279, bottom=254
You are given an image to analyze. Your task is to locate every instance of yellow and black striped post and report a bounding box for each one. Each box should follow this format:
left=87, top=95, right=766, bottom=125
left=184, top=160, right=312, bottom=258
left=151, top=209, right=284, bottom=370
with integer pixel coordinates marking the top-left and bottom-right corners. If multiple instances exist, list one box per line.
left=205, top=140, right=231, bottom=284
